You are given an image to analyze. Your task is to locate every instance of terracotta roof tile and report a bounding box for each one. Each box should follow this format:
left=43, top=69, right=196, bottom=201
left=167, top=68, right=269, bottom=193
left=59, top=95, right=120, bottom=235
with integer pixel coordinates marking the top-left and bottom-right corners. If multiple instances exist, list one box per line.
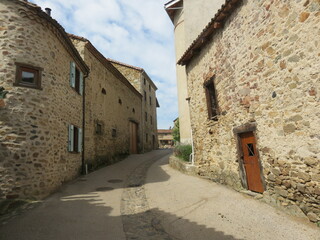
left=178, top=0, right=242, bottom=66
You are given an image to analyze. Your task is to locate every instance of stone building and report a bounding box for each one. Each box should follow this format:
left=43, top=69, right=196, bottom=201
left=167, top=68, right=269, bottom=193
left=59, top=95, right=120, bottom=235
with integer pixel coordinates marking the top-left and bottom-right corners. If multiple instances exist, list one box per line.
left=109, top=59, right=159, bottom=152
left=0, top=0, right=89, bottom=199
left=165, top=0, right=226, bottom=144
left=70, top=35, right=142, bottom=169
left=158, top=129, right=173, bottom=148
left=177, top=0, right=320, bottom=222
left=0, top=0, right=157, bottom=200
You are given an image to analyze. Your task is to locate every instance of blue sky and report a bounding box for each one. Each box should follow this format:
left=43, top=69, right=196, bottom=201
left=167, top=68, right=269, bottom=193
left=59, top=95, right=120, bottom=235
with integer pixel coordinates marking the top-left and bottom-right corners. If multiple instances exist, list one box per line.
left=29, top=0, right=177, bottom=129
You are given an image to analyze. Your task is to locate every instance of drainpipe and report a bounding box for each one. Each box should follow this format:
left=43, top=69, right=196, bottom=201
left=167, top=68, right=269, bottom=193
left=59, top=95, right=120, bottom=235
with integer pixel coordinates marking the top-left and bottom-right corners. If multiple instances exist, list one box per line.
left=82, top=75, right=87, bottom=175
left=189, top=128, right=195, bottom=165
left=186, top=97, right=195, bottom=165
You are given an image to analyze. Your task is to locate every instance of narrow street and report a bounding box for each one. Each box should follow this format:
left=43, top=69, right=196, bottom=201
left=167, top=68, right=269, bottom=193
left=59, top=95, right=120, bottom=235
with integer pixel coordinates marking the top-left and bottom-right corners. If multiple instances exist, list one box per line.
left=0, top=150, right=319, bottom=240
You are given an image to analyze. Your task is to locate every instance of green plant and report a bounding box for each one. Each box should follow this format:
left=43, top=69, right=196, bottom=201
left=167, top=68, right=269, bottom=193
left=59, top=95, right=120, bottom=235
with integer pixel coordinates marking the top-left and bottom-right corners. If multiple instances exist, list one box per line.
left=174, top=144, right=192, bottom=162
left=172, top=118, right=180, bottom=144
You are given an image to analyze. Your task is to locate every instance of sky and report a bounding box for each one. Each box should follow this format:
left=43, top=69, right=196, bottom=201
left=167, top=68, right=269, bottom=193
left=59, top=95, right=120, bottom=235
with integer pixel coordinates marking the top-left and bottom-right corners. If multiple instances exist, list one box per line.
left=29, top=0, right=178, bottom=129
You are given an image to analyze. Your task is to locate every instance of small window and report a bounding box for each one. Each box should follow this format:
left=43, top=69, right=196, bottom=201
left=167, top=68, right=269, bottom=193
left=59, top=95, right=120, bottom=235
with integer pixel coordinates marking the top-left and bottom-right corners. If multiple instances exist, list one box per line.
left=96, top=123, right=102, bottom=135
left=112, top=128, right=117, bottom=138
left=15, top=63, right=42, bottom=89
left=101, top=88, right=106, bottom=95
left=145, top=112, right=147, bottom=122
left=68, top=124, right=82, bottom=153
left=132, top=108, right=135, bottom=113
left=70, top=61, right=83, bottom=95
left=144, top=91, right=147, bottom=101
left=144, top=78, right=146, bottom=85
left=247, top=143, right=255, bottom=156
left=204, top=77, right=219, bottom=120
left=118, top=98, right=122, bottom=105
left=149, top=96, right=152, bottom=106
left=149, top=85, right=151, bottom=91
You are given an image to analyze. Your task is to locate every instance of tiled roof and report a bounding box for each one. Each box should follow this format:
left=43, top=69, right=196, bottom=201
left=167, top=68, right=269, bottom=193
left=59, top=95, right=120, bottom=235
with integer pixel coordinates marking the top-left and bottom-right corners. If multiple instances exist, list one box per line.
left=158, top=129, right=173, bottom=134
left=108, top=58, right=158, bottom=91
left=69, top=34, right=142, bottom=99
left=178, top=0, right=242, bottom=66
left=14, top=0, right=89, bottom=75
left=107, top=58, right=144, bottom=72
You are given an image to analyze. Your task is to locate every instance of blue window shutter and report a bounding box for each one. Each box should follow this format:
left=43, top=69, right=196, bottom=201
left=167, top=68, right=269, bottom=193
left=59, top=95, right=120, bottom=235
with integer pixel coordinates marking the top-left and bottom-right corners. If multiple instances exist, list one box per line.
left=79, top=72, right=84, bottom=96
left=68, top=124, right=74, bottom=152
left=78, top=128, right=82, bottom=153
left=70, top=62, right=76, bottom=88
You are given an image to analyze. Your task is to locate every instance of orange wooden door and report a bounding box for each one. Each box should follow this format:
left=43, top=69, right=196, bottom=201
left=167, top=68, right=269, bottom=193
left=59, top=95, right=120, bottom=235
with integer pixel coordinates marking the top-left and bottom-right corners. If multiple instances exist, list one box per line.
left=239, top=132, right=264, bottom=193
left=129, top=122, right=138, bottom=154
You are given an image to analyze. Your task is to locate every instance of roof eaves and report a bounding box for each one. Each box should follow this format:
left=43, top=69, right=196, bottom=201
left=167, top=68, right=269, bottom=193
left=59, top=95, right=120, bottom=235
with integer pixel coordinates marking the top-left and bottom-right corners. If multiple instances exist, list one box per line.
left=15, top=0, right=89, bottom=75
left=164, top=0, right=183, bottom=22
left=178, top=0, right=242, bottom=66
left=107, top=58, right=144, bottom=72
left=81, top=41, right=142, bottom=99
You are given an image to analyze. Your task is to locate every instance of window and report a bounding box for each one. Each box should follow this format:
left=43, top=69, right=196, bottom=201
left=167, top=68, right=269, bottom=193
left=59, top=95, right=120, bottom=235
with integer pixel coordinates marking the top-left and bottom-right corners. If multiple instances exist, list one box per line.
left=145, top=112, right=147, bottom=122
left=68, top=124, right=82, bottom=153
left=146, top=133, right=148, bottom=143
left=144, top=78, right=146, bottom=85
left=96, top=123, right=102, bottom=135
left=112, top=128, right=117, bottom=138
left=149, top=85, right=151, bottom=91
left=70, top=61, right=83, bottom=95
left=101, top=88, right=106, bottom=95
left=144, top=91, right=147, bottom=101
left=118, top=98, right=122, bottom=105
left=15, top=63, right=42, bottom=89
left=204, top=77, right=219, bottom=120
left=149, top=96, right=152, bottom=106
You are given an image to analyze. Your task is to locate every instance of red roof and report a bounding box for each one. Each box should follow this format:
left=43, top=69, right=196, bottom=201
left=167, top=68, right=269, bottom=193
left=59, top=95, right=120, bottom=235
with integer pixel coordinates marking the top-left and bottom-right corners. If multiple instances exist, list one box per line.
left=178, top=0, right=242, bottom=65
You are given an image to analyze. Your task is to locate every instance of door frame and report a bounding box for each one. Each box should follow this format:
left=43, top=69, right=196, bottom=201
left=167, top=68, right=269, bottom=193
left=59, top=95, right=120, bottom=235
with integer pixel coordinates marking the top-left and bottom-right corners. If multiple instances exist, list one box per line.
left=129, top=120, right=139, bottom=154
left=233, top=122, right=266, bottom=192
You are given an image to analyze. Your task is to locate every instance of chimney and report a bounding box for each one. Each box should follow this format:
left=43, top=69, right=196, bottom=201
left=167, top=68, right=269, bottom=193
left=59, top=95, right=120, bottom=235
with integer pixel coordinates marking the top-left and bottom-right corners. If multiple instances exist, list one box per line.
left=45, top=8, right=51, bottom=16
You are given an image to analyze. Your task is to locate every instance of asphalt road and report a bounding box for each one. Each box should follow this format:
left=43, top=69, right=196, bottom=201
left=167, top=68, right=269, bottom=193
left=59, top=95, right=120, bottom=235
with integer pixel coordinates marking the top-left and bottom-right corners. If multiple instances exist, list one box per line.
left=0, top=149, right=319, bottom=240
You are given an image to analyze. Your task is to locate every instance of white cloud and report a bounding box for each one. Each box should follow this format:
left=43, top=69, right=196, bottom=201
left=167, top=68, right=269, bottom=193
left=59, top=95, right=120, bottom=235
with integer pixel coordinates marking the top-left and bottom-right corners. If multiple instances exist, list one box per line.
left=30, top=0, right=177, bottom=129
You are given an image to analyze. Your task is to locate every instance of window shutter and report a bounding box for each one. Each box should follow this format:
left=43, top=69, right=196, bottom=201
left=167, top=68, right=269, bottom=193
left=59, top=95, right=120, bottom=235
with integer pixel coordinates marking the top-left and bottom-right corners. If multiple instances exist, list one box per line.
left=70, top=62, right=76, bottom=88
left=78, top=128, right=82, bottom=153
left=68, top=124, right=74, bottom=152
left=79, top=72, right=84, bottom=96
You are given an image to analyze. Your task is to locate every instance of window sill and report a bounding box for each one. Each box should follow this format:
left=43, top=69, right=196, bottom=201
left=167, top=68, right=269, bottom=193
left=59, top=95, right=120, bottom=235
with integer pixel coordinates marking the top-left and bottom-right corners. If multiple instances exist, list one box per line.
left=13, top=83, right=42, bottom=90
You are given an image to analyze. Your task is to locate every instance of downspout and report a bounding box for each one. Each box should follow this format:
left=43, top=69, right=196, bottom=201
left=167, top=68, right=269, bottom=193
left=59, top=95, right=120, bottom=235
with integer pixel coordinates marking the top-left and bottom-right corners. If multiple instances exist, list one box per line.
left=186, top=97, right=195, bottom=165
left=82, top=74, right=87, bottom=175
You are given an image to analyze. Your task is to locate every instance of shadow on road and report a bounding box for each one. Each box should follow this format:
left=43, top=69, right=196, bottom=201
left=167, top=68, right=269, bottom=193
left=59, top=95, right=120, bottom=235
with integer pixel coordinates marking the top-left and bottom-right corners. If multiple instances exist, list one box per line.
left=0, top=193, right=241, bottom=240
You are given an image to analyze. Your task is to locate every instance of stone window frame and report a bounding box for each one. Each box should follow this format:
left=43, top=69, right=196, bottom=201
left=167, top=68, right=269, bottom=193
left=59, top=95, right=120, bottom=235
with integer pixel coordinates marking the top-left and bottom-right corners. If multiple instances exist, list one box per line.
left=204, top=76, right=219, bottom=121
left=14, top=62, right=43, bottom=90
left=68, top=124, right=82, bottom=153
left=95, top=122, right=103, bottom=135
left=112, top=128, right=117, bottom=138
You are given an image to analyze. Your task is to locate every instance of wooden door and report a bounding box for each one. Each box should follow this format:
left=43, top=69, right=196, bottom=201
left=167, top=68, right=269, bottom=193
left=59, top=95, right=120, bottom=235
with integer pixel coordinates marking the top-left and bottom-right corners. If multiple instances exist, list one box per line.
left=239, top=132, right=264, bottom=193
left=129, top=122, right=138, bottom=154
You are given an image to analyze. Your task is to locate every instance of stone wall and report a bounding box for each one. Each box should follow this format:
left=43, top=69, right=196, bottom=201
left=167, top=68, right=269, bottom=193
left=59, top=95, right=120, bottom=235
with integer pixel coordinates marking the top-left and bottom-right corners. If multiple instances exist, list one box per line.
left=0, top=1, right=87, bottom=199
left=111, top=62, right=159, bottom=152
left=185, top=0, right=320, bottom=222
left=71, top=39, right=142, bottom=168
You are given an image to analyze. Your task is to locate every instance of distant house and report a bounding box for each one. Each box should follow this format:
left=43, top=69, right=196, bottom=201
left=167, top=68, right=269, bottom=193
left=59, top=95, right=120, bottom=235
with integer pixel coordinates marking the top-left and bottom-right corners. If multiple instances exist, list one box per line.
left=158, top=129, right=173, bottom=148
left=109, top=59, right=160, bottom=152
left=170, top=0, right=320, bottom=222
